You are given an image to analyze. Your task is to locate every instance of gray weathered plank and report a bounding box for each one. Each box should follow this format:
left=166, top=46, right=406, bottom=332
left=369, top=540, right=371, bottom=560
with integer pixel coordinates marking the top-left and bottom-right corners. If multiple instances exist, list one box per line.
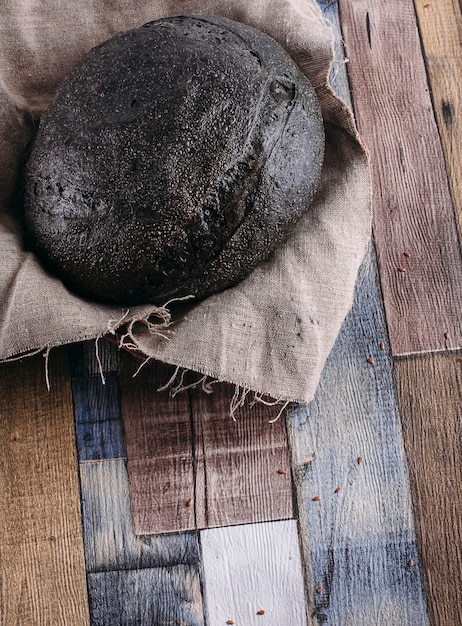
left=287, top=247, right=429, bottom=625
left=68, top=340, right=206, bottom=625
left=201, top=520, right=307, bottom=626
left=79, top=458, right=200, bottom=574
left=338, top=0, right=462, bottom=356
left=87, top=564, right=204, bottom=626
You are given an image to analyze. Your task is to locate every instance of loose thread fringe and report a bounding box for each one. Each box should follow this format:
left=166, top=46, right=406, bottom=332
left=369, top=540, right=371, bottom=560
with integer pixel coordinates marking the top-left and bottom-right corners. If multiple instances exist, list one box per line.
left=0, top=346, right=53, bottom=389
left=107, top=296, right=195, bottom=354
left=43, top=345, right=51, bottom=391
left=155, top=367, right=289, bottom=422
left=94, top=336, right=106, bottom=385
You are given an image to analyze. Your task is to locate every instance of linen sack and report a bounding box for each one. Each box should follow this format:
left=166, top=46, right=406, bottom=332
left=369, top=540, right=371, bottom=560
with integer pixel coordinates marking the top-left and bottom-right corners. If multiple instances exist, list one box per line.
left=0, top=0, right=370, bottom=404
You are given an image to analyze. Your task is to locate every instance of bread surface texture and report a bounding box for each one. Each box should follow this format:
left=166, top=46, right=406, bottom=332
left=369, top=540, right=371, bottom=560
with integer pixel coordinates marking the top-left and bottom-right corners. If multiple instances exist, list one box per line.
left=24, top=15, right=324, bottom=305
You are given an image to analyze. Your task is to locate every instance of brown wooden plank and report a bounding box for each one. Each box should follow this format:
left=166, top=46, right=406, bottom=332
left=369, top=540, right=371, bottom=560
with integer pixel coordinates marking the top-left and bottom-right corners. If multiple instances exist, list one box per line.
left=414, top=0, right=462, bottom=240
left=338, top=0, right=462, bottom=356
left=118, top=354, right=196, bottom=535
left=0, top=349, right=89, bottom=625
left=119, top=352, right=293, bottom=534
left=395, top=352, right=462, bottom=626
left=190, top=382, right=293, bottom=529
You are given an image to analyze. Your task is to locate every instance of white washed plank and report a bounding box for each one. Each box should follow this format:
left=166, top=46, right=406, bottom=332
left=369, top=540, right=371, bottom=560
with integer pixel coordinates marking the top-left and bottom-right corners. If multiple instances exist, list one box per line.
left=201, top=520, right=307, bottom=626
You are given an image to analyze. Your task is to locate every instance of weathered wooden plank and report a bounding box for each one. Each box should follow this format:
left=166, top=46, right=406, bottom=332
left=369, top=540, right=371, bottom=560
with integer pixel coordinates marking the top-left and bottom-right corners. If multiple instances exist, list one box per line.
left=201, top=520, right=306, bottom=626
left=338, top=0, right=462, bottom=356
left=0, top=349, right=90, bottom=625
left=119, top=354, right=196, bottom=534
left=71, top=373, right=125, bottom=461
left=67, top=338, right=118, bottom=377
left=287, top=247, right=428, bottom=625
left=190, top=382, right=293, bottom=529
left=414, top=0, right=462, bottom=240
left=87, top=564, right=204, bottom=626
left=120, top=352, right=293, bottom=534
left=79, top=458, right=200, bottom=573
left=395, top=352, right=462, bottom=626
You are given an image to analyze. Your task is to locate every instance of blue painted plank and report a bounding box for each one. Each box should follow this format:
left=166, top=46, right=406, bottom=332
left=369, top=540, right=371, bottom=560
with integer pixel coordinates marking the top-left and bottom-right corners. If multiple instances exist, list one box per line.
left=87, top=564, right=204, bottom=626
left=68, top=339, right=205, bottom=625
left=71, top=373, right=125, bottom=461
left=67, top=339, right=118, bottom=378
left=287, top=247, right=429, bottom=625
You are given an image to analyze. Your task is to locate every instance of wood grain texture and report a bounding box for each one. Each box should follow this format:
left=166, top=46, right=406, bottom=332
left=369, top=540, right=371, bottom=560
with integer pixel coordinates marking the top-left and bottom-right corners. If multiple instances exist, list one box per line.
left=190, top=382, right=293, bottom=529
left=119, top=355, right=196, bottom=534
left=120, top=353, right=293, bottom=534
left=338, top=0, right=462, bottom=356
left=79, top=458, right=200, bottom=573
left=0, top=349, right=90, bottom=625
left=395, top=353, right=462, bottom=626
left=414, top=0, right=462, bottom=240
left=71, top=373, right=125, bottom=461
left=67, top=338, right=118, bottom=377
left=201, top=520, right=306, bottom=626
left=287, top=247, right=428, bottom=625
left=87, top=564, right=204, bottom=626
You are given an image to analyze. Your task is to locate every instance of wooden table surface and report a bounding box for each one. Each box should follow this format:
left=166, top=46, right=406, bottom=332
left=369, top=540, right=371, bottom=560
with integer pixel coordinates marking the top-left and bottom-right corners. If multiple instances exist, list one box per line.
left=1, top=1, right=462, bottom=624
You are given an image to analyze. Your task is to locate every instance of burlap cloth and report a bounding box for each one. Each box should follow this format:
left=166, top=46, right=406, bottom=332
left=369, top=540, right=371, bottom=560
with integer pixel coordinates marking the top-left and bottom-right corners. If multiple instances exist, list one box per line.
left=0, top=0, right=370, bottom=404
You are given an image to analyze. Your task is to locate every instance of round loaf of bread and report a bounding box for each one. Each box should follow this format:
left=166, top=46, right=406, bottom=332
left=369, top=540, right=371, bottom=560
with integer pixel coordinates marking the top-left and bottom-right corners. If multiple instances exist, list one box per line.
left=23, top=15, right=324, bottom=305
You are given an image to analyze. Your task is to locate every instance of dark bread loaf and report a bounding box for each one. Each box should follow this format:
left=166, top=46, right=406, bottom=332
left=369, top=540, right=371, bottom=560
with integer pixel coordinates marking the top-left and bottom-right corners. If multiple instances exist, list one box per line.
left=24, top=15, right=324, bottom=305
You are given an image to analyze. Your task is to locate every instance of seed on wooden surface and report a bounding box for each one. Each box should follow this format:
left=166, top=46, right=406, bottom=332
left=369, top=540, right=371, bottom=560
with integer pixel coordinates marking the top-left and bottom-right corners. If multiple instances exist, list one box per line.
left=312, top=495, right=321, bottom=501
left=408, top=559, right=415, bottom=567
left=403, top=250, right=411, bottom=257
left=444, top=331, right=449, bottom=340
left=226, top=620, right=235, bottom=624
left=379, top=342, right=385, bottom=350
left=334, top=487, right=341, bottom=494
left=277, top=468, right=287, bottom=475
left=397, top=266, right=407, bottom=272
left=316, top=587, right=323, bottom=593
left=256, top=609, right=265, bottom=615
left=367, top=357, right=374, bottom=365
left=357, top=456, right=363, bottom=464
left=186, top=498, right=193, bottom=508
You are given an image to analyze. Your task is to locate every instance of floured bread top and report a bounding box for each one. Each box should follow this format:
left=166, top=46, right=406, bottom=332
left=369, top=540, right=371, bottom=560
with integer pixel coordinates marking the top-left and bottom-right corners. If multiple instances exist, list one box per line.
left=24, top=15, right=324, bottom=305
